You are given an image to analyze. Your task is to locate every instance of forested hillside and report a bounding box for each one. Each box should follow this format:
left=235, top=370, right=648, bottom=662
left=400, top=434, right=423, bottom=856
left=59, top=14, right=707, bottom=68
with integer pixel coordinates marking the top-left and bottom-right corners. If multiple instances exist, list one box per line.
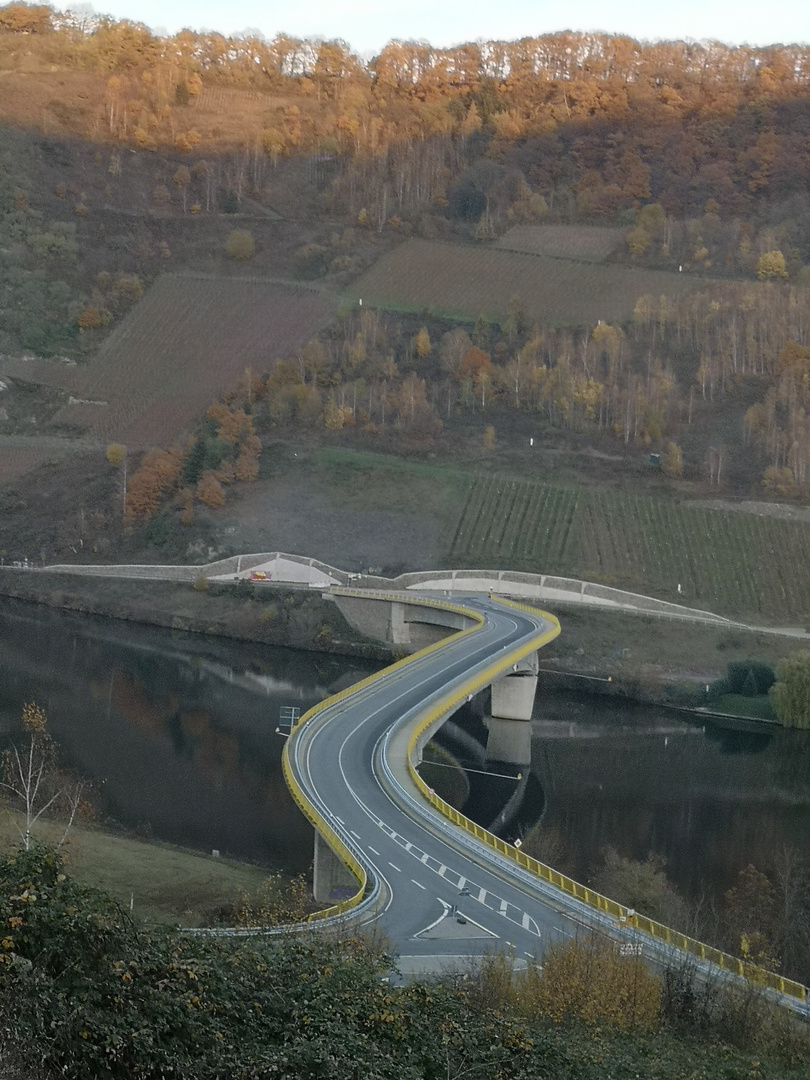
left=2, top=3, right=810, bottom=565
left=1, top=3, right=809, bottom=248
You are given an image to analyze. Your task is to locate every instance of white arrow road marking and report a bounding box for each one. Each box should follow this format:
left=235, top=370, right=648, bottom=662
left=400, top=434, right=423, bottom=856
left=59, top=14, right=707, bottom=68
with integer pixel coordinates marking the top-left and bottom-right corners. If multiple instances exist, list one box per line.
left=415, top=899, right=451, bottom=938
left=522, top=912, right=541, bottom=936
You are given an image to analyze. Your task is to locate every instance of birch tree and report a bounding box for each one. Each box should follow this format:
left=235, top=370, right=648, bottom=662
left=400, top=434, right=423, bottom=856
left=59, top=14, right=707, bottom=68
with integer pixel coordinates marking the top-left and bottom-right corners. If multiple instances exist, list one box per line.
left=1, top=702, right=87, bottom=850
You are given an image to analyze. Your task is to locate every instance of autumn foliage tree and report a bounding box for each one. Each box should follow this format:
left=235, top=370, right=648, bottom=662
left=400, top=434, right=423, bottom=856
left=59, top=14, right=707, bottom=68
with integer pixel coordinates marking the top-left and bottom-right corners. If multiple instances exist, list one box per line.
left=724, top=864, right=780, bottom=970
left=0, top=3, right=53, bottom=33
left=225, top=229, right=255, bottom=260
left=124, top=447, right=183, bottom=522
left=771, top=651, right=810, bottom=729
left=662, top=441, right=683, bottom=479
left=195, top=470, right=225, bottom=508
left=502, top=937, right=660, bottom=1030
left=757, top=250, right=788, bottom=281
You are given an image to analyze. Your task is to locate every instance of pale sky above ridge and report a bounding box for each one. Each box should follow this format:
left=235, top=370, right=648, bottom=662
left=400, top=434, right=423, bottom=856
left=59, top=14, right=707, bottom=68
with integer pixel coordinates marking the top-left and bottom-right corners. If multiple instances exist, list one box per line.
left=53, top=0, right=809, bottom=58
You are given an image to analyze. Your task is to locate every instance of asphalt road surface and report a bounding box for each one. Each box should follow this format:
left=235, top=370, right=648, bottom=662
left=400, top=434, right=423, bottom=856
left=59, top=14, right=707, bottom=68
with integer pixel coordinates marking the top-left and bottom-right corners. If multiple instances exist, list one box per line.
left=285, top=594, right=614, bottom=976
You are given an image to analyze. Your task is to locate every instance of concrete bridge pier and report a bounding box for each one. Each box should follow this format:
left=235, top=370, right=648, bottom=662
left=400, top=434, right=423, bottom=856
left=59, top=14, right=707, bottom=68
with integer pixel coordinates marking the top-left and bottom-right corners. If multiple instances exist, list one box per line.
left=485, top=651, right=538, bottom=765
left=313, top=832, right=359, bottom=906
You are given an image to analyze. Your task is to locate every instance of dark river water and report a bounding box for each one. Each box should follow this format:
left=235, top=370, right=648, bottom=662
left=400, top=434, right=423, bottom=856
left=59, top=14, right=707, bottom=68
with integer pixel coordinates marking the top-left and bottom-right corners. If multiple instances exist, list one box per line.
left=0, top=599, right=377, bottom=874
left=1, top=599, right=809, bottom=906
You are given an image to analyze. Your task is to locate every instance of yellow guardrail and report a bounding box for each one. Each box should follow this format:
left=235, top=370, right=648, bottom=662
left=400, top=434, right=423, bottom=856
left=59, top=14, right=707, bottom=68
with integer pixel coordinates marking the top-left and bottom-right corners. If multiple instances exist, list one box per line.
left=628, top=912, right=807, bottom=1000
left=404, top=597, right=807, bottom=1005
left=282, top=589, right=486, bottom=921
left=284, top=589, right=807, bottom=1005
left=280, top=748, right=367, bottom=921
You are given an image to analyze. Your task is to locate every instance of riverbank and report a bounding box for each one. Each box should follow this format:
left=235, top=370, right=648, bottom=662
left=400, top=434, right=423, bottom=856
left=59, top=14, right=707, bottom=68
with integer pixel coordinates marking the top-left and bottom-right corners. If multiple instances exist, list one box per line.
left=0, top=567, right=392, bottom=661
left=0, top=567, right=803, bottom=711
left=1, top=574, right=801, bottom=930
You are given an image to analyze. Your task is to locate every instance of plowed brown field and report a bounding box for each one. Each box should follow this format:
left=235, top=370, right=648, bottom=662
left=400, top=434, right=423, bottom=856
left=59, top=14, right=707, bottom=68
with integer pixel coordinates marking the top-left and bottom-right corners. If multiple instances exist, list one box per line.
left=495, top=224, right=624, bottom=262
left=48, top=275, right=337, bottom=447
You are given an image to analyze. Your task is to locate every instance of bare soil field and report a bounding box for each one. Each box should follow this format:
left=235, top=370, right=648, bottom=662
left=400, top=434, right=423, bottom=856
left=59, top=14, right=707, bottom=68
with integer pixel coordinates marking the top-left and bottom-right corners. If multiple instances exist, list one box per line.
left=46, top=275, right=337, bottom=447
left=351, top=238, right=697, bottom=326
left=494, top=224, right=624, bottom=262
left=219, top=446, right=471, bottom=576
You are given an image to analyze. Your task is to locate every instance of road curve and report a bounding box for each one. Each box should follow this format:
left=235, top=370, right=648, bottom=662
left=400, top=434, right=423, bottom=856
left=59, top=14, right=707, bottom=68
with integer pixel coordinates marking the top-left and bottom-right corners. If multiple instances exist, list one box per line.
left=282, top=593, right=810, bottom=1011
left=283, top=593, right=600, bottom=969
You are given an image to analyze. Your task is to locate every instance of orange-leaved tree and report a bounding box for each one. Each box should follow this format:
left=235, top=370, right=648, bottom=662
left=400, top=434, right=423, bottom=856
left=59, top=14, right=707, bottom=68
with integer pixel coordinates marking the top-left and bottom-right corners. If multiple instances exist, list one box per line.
left=124, top=447, right=183, bottom=522
left=195, top=470, right=225, bottom=509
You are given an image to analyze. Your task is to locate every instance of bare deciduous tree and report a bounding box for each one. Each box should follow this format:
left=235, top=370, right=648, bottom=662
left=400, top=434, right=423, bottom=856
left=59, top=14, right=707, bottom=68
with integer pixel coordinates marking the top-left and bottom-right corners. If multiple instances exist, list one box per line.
left=1, top=702, right=88, bottom=850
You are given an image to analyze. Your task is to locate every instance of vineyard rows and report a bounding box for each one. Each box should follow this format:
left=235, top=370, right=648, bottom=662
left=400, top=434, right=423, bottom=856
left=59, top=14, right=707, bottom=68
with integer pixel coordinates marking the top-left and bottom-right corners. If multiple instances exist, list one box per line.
left=449, top=476, right=810, bottom=621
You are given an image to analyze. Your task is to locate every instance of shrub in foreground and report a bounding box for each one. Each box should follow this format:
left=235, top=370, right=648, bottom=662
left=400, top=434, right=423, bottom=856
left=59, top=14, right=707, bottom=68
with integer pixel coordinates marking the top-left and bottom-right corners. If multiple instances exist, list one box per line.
left=2, top=846, right=809, bottom=1080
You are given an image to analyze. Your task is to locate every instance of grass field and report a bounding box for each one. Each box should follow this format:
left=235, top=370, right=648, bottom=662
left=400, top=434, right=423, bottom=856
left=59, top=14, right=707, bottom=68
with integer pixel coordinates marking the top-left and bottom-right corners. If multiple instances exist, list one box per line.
left=49, top=274, right=337, bottom=448
left=0, top=438, right=76, bottom=484
left=709, top=693, right=776, bottom=720
left=449, top=475, right=810, bottom=622
left=494, top=224, right=624, bottom=262
left=350, top=238, right=696, bottom=326
left=308, top=446, right=471, bottom=514
left=0, top=815, right=271, bottom=926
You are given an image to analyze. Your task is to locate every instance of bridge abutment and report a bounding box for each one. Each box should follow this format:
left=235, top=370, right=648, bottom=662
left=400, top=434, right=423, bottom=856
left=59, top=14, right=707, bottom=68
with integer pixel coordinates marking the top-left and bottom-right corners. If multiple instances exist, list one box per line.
left=332, top=593, right=475, bottom=650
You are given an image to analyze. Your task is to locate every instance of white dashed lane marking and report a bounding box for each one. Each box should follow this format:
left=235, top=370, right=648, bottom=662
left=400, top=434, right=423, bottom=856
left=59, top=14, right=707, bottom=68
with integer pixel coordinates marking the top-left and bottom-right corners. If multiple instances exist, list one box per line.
left=372, top=822, right=544, bottom=941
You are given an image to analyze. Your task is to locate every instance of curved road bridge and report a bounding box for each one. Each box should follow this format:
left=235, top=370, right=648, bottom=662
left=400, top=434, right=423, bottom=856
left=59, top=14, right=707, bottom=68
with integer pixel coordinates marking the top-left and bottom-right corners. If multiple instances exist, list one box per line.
left=283, top=590, right=808, bottom=1008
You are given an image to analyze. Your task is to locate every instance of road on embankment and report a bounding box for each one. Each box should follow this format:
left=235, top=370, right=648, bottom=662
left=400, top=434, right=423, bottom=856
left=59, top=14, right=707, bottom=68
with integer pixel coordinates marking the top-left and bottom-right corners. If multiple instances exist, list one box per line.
left=284, top=594, right=616, bottom=974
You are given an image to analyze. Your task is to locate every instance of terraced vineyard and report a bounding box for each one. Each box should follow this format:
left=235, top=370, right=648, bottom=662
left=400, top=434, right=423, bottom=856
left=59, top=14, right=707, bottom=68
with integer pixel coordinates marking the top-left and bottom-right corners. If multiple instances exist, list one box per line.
left=449, top=477, right=810, bottom=622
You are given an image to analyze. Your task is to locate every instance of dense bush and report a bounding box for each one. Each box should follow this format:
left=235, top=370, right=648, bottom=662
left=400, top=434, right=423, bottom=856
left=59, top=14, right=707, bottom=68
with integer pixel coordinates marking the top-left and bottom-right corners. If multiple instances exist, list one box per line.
left=2, top=846, right=808, bottom=1079
left=709, top=658, right=776, bottom=700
